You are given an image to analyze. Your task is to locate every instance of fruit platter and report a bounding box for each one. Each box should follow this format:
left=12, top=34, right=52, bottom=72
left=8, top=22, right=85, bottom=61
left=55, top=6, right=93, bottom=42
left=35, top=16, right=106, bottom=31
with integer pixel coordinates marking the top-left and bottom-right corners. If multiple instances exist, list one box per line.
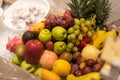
left=4, top=0, right=120, bottom=80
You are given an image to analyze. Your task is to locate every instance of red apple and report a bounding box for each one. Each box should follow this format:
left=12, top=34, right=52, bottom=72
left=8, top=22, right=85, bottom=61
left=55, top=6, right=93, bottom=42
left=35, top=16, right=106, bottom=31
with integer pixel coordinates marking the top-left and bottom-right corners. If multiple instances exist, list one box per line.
left=25, top=39, right=44, bottom=64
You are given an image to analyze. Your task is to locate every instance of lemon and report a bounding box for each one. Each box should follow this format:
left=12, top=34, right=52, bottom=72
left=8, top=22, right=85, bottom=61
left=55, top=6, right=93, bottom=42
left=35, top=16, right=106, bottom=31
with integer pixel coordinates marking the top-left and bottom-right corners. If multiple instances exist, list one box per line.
left=52, top=59, right=71, bottom=76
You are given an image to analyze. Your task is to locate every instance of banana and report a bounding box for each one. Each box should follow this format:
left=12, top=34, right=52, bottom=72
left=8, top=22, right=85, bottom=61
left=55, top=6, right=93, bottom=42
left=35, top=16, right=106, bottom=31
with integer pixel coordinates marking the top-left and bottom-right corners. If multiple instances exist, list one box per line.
left=66, top=72, right=101, bottom=80
left=92, top=29, right=117, bottom=49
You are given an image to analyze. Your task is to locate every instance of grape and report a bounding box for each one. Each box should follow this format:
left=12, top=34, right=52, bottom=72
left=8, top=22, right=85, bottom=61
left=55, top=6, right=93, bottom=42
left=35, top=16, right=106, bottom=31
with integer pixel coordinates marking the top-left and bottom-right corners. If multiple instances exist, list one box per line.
left=56, top=16, right=65, bottom=25
left=86, top=59, right=95, bottom=67
left=85, top=20, right=91, bottom=27
left=75, top=39, right=80, bottom=46
left=82, top=26, right=88, bottom=32
left=87, top=31, right=93, bottom=37
left=72, top=46, right=78, bottom=52
left=48, top=14, right=57, bottom=20
left=72, top=52, right=81, bottom=61
left=66, top=47, right=72, bottom=52
left=71, top=39, right=76, bottom=43
left=66, top=17, right=74, bottom=26
left=67, top=35, right=71, bottom=40
left=70, top=64, right=79, bottom=74
left=79, top=18, right=85, bottom=24
left=49, top=19, right=57, bottom=27
left=69, top=33, right=76, bottom=40
left=67, top=27, right=75, bottom=34
left=60, top=20, right=69, bottom=28
left=81, top=66, right=92, bottom=75
left=75, top=70, right=82, bottom=76
left=76, top=57, right=85, bottom=65
left=81, top=23, right=86, bottom=28
left=74, top=30, right=80, bottom=36
left=78, top=34, right=83, bottom=40
left=74, top=18, right=81, bottom=25
left=74, top=25, right=80, bottom=30
left=67, top=42, right=74, bottom=49
left=92, top=64, right=102, bottom=72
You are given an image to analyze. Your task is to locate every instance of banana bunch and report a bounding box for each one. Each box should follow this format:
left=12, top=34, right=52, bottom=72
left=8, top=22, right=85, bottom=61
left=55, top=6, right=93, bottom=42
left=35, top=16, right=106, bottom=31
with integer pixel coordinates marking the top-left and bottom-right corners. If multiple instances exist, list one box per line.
left=92, top=29, right=117, bottom=49
left=66, top=72, right=101, bottom=80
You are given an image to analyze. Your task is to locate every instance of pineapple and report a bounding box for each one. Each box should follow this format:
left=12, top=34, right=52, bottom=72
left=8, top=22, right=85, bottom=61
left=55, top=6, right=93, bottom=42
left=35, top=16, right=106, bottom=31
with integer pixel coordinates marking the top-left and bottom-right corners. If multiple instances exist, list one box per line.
left=67, top=0, right=111, bottom=25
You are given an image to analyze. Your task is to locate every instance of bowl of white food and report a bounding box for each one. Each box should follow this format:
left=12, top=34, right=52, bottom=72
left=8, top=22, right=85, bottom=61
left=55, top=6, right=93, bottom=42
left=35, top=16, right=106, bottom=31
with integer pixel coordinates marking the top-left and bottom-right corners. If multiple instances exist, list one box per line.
left=3, top=0, right=50, bottom=31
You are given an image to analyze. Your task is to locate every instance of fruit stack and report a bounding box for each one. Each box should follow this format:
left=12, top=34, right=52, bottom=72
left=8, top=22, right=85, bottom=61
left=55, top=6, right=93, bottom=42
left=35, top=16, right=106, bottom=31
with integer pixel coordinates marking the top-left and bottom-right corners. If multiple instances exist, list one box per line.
left=6, top=0, right=118, bottom=80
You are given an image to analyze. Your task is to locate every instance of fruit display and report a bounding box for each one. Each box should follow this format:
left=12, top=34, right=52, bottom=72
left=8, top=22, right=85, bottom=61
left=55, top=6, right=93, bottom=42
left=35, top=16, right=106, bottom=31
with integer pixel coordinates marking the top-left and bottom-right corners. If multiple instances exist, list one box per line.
left=6, top=0, right=118, bottom=80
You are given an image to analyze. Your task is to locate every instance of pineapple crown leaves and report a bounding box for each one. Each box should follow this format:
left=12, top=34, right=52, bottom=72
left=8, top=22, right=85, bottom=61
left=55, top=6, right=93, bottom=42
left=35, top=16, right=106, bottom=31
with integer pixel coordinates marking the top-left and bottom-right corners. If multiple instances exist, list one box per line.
left=94, top=0, right=111, bottom=24
left=67, top=0, right=111, bottom=25
left=67, top=0, right=96, bottom=18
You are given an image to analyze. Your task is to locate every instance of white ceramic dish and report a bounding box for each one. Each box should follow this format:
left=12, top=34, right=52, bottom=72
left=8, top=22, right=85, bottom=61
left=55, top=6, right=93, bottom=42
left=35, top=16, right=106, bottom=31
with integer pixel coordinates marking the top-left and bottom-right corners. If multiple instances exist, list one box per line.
left=0, top=8, right=3, bottom=22
left=3, top=0, right=50, bottom=31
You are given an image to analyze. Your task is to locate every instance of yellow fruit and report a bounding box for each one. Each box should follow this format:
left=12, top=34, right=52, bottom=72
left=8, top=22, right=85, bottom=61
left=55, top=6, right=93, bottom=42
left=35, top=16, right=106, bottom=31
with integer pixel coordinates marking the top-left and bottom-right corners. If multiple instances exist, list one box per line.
left=106, top=29, right=117, bottom=38
left=33, top=22, right=45, bottom=33
left=81, top=45, right=101, bottom=61
left=52, top=59, right=71, bottom=76
left=66, top=72, right=100, bottom=80
left=34, top=68, right=61, bottom=80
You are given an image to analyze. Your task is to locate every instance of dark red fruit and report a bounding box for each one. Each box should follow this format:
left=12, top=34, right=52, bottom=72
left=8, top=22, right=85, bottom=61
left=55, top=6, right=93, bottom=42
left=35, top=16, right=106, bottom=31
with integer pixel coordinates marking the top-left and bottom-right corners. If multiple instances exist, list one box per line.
left=72, top=52, right=81, bottom=61
left=83, top=36, right=91, bottom=43
left=81, top=66, right=92, bottom=75
left=66, top=16, right=74, bottom=26
left=25, top=39, right=44, bottom=64
left=70, top=64, right=79, bottom=74
left=48, top=14, right=57, bottom=20
left=60, top=20, right=69, bottom=28
left=86, top=59, right=95, bottom=67
left=74, top=70, right=82, bottom=77
left=92, top=64, right=102, bottom=72
left=76, top=57, right=85, bottom=65
left=77, top=36, right=91, bottom=49
left=22, top=31, right=36, bottom=44
left=64, top=9, right=72, bottom=18
left=45, top=41, right=54, bottom=50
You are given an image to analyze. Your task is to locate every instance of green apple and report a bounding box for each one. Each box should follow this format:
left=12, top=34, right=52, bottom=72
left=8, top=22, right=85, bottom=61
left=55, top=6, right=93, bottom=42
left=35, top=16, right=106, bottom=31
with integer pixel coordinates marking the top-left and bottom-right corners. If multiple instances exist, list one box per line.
left=54, top=41, right=66, bottom=55
left=38, top=29, right=52, bottom=43
left=12, top=55, right=23, bottom=66
left=34, top=68, right=42, bottom=78
left=20, top=60, right=36, bottom=73
left=52, top=26, right=67, bottom=40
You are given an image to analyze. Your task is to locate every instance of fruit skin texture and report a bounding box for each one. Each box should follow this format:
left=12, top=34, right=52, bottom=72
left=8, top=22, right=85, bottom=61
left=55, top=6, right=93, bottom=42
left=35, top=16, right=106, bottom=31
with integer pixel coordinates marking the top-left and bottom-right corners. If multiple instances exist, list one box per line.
left=15, top=43, right=25, bottom=58
left=34, top=68, right=61, bottom=80
left=33, top=22, right=45, bottom=33
left=45, top=41, right=54, bottom=50
left=59, top=52, right=73, bottom=62
left=22, top=31, right=36, bottom=44
left=52, top=59, right=71, bottom=76
left=81, top=45, right=101, bottom=61
left=38, top=29, right=52, bottom=44
left=12, top=55, right=23, bottom=66
left=52, top=26, right=67, bottom=40
left=25, top=39, right=44, bottom=64
left=39, top=50, right=58, bottom=69
left=6, top=36, right=23, bottom=53
left=20, top=60, right=36, bottom=73
left=53, top=41, right=66, bottom=55
left=66, top=72, right=100, bottom=80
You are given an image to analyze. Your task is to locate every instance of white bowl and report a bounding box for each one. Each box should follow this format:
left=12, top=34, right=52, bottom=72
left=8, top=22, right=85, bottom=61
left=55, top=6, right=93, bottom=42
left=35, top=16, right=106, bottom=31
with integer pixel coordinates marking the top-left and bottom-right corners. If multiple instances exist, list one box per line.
left=0, top=8, right=3, bottom=21
left=3, top=0, right=50, bottom=31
